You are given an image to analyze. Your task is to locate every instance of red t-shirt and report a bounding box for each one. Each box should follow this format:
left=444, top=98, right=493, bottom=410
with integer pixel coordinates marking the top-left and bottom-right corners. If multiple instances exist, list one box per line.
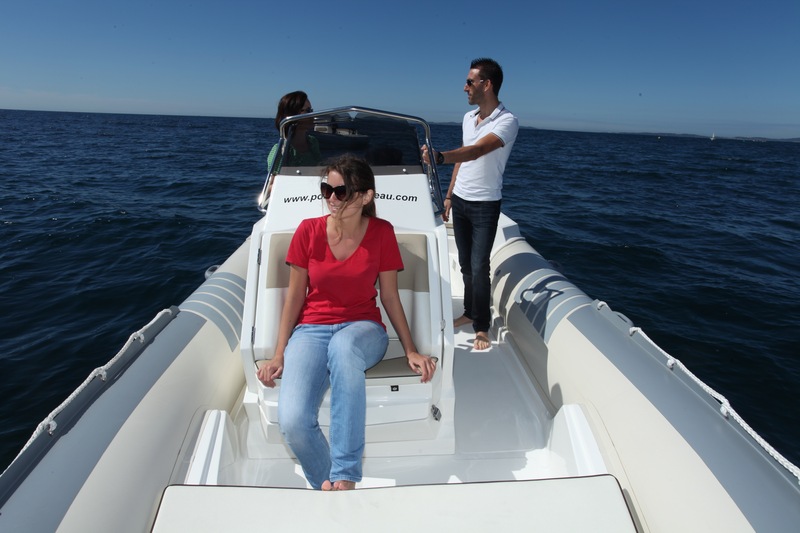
left=286, top=216, right=404, bottom=329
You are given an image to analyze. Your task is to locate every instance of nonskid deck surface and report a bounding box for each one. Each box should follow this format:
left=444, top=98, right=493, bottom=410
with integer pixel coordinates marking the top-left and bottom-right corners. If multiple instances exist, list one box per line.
left=358, top=326, right=566, bottom=488
left=226, top=308, right=570, bottom=490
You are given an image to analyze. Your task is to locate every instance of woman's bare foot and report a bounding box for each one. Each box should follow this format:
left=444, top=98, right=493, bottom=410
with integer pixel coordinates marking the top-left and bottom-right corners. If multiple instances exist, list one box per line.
left=474, top=332, right=491, bottom=351
left=454, top=315, right=472, bottom=328
left=321, top=480, right=334, bottom=491
left=333, top=480, right=355, bottom=491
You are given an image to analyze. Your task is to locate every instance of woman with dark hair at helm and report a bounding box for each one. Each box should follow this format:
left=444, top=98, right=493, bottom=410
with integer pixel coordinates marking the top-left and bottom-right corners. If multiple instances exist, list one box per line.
left=267, top=90, right=321, bottom=170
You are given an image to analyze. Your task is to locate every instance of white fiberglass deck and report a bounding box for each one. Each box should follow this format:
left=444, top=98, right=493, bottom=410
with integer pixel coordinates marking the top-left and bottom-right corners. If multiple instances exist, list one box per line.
left=208, top=307, right=606, bottom=490
left=163, top=319, right=624, bottom=530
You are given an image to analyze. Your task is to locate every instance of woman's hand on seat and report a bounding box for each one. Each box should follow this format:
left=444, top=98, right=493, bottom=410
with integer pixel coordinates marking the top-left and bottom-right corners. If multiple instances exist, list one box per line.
left=406, top=352, right=436, bottom=383
left=257, top=356, right=284, bottom=387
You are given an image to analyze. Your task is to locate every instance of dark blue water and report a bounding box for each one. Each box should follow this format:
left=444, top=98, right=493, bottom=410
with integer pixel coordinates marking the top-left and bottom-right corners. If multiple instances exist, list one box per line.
left=2, top=109, right=798, bottom=471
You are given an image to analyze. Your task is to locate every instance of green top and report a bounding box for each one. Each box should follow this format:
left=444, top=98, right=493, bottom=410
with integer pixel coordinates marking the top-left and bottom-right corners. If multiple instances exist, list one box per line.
left=267, top=135, right=322, bottom=172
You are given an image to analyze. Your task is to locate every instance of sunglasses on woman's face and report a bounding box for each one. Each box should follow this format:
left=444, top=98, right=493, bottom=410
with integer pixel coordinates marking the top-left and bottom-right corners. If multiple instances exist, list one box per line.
left=321, top=182, right=348, bottom=201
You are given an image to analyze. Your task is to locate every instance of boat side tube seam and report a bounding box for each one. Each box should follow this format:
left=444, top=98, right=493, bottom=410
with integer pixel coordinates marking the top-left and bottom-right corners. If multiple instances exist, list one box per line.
left=0, top=306, right=181, bottom=507
left=600, top=304, right=800, bottom=485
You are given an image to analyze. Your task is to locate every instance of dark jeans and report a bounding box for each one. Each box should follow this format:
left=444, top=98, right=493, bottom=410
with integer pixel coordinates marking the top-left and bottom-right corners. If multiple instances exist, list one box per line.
left=451, top=194, right=501, bottom=333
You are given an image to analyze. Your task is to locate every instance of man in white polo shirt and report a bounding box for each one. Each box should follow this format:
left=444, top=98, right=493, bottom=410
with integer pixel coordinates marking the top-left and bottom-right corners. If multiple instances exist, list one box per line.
left=424, top=58, right=518, bottom=350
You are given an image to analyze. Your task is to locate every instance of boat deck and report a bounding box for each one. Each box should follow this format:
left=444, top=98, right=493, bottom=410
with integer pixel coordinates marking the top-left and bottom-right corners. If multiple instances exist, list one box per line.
left=157, top=313, right=632, bottom=531
left=216, top=302, right=604, bottom=489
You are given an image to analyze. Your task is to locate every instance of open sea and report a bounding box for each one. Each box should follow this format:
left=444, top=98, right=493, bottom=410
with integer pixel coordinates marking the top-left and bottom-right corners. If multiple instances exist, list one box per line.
left=1, top=109, right=798, bottom=472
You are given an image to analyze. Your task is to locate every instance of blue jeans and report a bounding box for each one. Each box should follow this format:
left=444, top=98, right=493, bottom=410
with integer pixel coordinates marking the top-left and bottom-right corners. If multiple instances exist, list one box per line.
left=451, top=194, right=501, bottom=333
left=278, top=321, right=388, bottom=489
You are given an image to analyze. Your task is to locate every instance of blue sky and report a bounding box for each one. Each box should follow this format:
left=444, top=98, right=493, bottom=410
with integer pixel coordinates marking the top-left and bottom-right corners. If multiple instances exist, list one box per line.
left=1, top=0, right=798, bottom=138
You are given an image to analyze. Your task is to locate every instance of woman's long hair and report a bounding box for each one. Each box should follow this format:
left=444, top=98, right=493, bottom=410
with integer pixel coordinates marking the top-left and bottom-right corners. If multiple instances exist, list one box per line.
left=274, top=91, right=308, bottom=131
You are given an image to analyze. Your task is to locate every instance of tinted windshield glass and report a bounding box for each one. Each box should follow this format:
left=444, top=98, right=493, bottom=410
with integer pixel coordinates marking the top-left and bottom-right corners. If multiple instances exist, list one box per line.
left=276, top=111, right=425, bottom=175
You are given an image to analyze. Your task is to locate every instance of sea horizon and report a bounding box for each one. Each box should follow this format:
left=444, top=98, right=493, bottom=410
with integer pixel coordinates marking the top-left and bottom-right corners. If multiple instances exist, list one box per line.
left=2, top=107, right=798, bottom=143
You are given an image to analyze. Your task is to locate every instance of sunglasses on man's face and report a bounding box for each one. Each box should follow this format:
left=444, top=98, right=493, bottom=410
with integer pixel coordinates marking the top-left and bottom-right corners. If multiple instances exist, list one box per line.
left=321, top=182, right=348, bottom=201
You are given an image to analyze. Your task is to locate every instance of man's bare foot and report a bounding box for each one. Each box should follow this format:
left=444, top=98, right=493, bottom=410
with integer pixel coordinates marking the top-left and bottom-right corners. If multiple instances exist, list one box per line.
left=333, top=480, right=355, bottom=491
left=474, top=332, right=491, bottom=351
left=454, top=315, right=472, bottom=328
left=321, top=480, right=334, bottom=491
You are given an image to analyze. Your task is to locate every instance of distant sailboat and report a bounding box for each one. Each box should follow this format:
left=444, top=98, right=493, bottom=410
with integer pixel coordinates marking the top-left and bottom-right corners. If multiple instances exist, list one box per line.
left=710, top=132, right=716, bottom=141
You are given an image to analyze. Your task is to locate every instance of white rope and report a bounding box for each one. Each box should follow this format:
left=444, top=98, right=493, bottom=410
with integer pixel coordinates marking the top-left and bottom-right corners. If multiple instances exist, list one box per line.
left=15, top=308, right=176, bottom=456
left=630, top=325, right=800, bottom=484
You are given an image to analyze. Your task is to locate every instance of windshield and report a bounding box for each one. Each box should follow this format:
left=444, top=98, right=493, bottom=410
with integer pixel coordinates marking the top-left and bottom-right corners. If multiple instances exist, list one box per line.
left=260, top=107, right=444, bottom=213
left=272, top=109, right=426, bottom=175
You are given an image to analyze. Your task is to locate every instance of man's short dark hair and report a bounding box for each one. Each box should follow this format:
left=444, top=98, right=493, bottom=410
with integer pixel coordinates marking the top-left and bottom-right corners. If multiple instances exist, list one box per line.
left=471, top=58, right=504, bottom=96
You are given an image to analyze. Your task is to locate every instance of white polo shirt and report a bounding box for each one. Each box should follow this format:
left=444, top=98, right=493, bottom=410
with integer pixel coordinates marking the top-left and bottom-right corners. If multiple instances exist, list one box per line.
left=452, top=103, right=519, bottom=201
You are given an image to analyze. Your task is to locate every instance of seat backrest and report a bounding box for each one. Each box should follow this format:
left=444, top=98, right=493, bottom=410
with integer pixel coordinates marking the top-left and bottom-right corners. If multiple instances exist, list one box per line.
left=378, top=233, right=431, bottom=359
left=265, top=233, right=293, bottom=290
left=250, top=232, right=293, bottom=364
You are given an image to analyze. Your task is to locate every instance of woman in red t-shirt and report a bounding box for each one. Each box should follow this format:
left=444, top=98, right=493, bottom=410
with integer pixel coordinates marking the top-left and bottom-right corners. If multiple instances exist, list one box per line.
left=257, top=155, right=436, bottom=491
